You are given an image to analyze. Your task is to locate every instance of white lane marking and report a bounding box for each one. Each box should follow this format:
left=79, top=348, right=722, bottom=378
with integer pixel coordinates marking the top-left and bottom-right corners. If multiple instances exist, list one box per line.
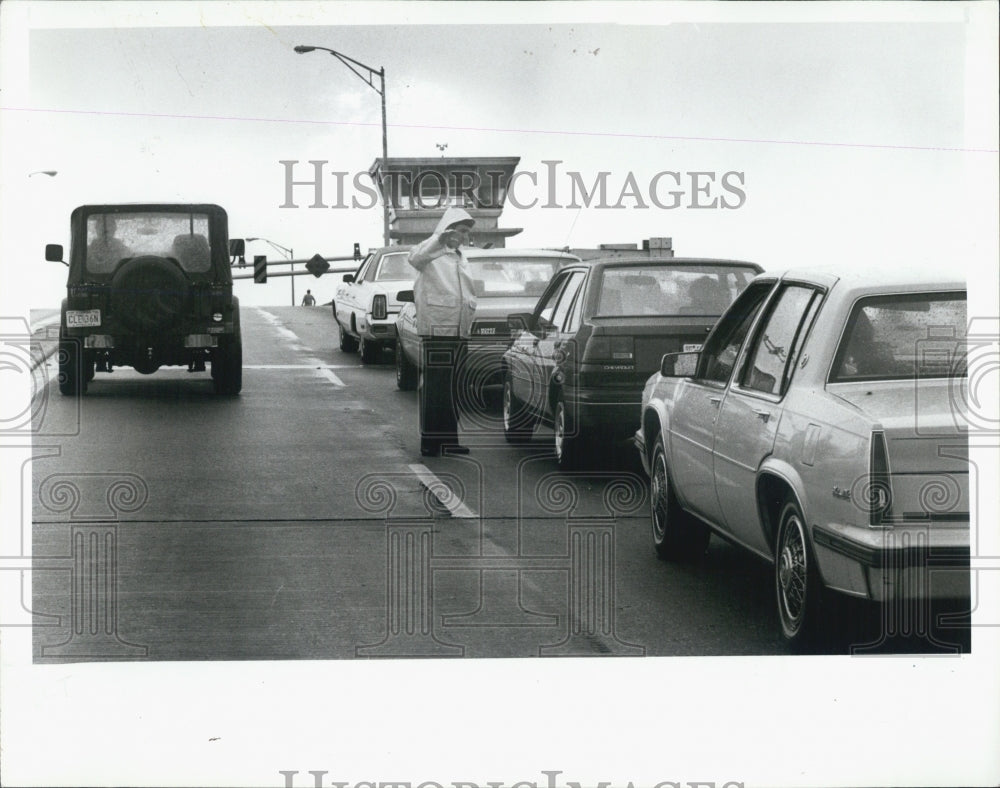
left=316, top=368, right=346, bottom=387
left=242, top=364, right=356, bottom=370
left=408, top=464, right=478, bottom=519
left=254, top=309, right=346, bottom=387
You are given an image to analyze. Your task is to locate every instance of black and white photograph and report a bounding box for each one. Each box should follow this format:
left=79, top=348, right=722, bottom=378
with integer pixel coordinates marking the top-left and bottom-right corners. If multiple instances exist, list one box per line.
left=1, top=2, right=998, bottom=786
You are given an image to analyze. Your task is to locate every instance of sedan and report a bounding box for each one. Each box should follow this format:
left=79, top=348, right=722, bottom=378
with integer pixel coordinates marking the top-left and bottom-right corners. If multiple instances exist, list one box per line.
left=394, top=248, right=580, bottom=402
left=634, top=266, right=970, bottom=645
left=333, top=245, right=413, bottom=363
left=501, top=258, right=762, bottom=467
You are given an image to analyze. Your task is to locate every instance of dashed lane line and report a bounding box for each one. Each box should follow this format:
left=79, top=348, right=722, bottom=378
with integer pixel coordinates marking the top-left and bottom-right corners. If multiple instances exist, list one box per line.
left=408, top=463, right=478, bottom=519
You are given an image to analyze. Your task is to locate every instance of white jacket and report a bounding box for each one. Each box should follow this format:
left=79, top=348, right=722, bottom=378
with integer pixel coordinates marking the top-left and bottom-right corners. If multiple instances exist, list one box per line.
left=407, top=207, right=477, bottom=337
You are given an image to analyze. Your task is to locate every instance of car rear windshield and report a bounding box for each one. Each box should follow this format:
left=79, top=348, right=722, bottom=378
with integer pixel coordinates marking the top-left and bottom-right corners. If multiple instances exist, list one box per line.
left=830, top=291, right=967, bottom=382
left=594, top=265, right=757, bottom=317
left=466, top=257, right=565, bottom=298
left=85, top=212, right=213, bottom=274
left=375, top=252, right=413, bottom=280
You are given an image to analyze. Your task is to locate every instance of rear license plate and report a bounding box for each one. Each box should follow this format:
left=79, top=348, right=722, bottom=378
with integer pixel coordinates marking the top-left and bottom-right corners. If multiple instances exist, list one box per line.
left=683, top=343, right=702, bottom=352
left=66, top=309, right=101, bottom=328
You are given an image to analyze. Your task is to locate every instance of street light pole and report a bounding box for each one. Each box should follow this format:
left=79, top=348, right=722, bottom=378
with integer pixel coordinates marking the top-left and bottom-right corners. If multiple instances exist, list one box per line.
left=295, top=44, right=390, bottom=247
left=246, top=237, right=295, bottom=305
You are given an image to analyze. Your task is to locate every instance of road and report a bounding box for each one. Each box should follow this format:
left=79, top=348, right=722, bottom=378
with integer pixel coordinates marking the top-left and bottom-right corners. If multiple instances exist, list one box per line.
left=27, top=306, right=968, bottom=661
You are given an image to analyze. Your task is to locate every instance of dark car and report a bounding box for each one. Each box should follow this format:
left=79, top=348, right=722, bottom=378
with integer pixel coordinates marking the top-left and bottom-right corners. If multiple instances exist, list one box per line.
left=47, top=203, right=242, bottom=395
left=500, top=257, right=763, bottom=467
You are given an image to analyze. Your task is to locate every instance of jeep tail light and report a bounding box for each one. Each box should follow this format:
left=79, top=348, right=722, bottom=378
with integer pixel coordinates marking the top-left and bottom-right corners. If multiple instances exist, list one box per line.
left=371, top=295, right=387, bottom=320
left=868, top=430, right=894, bottom=526
left=582, top=335, right=634, bottom=363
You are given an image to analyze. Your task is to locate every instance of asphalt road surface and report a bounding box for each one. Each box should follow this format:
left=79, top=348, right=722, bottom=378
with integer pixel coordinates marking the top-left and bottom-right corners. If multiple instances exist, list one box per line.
left=27, top=306, right=970, bottom=661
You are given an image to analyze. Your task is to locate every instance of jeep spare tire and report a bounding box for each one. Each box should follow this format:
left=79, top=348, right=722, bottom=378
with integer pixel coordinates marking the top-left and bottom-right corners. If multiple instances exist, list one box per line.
left=110, top=255, right=189, bottom=333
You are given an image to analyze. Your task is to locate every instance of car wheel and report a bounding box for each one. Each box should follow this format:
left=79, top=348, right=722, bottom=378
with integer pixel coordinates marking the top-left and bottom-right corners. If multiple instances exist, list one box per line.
left=359, top=337, right=380, bottom=364
left=649, top=433, right=709, bottom=560
left=775, top=496, right=822, bottom=646
left=212, top=337, right=242, bottom=395
left=502, top=375, right=535, bottom=444
left=396, top=341, right=418, bottom=390
left=58, top=333, right=87, bottom=396
left=338, top=319, right=359, bottom=353
left=553, top=395, right=585, bottom=469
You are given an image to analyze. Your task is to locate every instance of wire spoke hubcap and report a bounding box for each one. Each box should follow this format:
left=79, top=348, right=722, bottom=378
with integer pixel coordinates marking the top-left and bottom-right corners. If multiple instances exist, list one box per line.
left=779, top=516, right=807, bottom=622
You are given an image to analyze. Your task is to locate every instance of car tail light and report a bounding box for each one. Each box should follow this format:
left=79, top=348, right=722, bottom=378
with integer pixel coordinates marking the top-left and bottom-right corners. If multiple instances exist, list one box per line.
left=582, top=335, right=634, bottom=363
left=371, top=295, right=387, bottom=320
left=868, top=430, right=895, bottom=526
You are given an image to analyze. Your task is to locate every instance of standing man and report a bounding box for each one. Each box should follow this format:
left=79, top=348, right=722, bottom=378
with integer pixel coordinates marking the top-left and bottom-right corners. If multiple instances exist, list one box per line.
left=407, top=207, right=477, bottom=457
left=301, top=289, right=316, bottom=306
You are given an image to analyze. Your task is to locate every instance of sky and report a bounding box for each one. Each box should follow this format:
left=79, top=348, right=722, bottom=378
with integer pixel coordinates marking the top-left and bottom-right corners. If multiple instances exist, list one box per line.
left=1, top=2, right=999, bottom=787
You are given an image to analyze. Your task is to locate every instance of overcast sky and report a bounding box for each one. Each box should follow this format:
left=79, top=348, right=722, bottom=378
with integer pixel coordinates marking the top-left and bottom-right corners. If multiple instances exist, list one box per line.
left=1, top=3, right=998, bottom=787
left=3, top=3, right=996, bottom=308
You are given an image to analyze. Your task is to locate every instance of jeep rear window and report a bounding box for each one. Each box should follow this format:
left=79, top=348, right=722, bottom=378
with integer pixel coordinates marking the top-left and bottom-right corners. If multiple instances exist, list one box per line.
left=85, top=212, right=212, bottom=274
left=830, top=292, right=967, bottom=382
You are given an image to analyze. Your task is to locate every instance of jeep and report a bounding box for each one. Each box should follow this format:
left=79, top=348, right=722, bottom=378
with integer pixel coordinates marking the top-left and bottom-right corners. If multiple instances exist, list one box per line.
left=46, top=204, right=242, bottom=395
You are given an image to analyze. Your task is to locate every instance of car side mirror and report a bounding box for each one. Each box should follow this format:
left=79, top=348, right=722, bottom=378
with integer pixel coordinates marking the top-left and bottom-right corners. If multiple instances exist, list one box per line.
left=507, top=312, right=536, bottom=334
left=397, top=289, right=414, bottom=303
left=343, top=273, right=355, bottom=283
left=228, top=239, right=245, bottom=257
left=661, top=351, right=699, bottom=377
left=45, top=244, right=67, bottom=265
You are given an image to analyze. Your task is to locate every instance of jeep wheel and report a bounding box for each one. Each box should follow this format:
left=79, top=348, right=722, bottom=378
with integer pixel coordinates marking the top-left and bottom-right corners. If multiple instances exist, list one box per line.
left=110, top=255, right=189, bottom=333
left=212, top=338, right=242, bottom=395
left=396, top=342, right=417, bottom=390
left=58, top=334, right=87, bottom=396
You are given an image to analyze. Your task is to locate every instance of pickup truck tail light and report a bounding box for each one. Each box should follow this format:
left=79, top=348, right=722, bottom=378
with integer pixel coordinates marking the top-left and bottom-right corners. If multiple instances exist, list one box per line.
left=371, top=295, right=387, bottom=320
left=582, top=335, right=634, bottom=363
left=868, top=430, right=895, bottom=526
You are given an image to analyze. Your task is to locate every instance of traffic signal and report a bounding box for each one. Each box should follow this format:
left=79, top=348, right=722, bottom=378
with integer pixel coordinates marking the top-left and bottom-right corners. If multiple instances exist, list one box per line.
left=353, top=242, right=361, bottom=260
left=253, top=255, right=267, bottom=283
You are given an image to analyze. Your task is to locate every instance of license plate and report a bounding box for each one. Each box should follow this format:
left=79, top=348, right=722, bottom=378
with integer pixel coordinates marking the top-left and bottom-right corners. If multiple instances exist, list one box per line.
left=66, top=309, right=101, bottom=328
left=683, top=343, right=702, bottom=352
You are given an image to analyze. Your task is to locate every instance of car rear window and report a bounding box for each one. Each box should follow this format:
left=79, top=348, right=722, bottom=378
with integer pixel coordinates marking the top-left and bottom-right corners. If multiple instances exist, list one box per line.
left=594, top=265, right=757, bottom=317
left=85, top=212, right=212, bottom=274
left=830, top=292, right=967, bottom=382
left=466, top=257, right=565, bottom=297
left=375, top=252, right=413, bottom=280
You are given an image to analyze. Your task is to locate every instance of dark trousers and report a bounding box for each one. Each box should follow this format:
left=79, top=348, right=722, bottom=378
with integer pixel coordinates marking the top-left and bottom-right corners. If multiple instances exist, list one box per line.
left=418, top=336, right=465, bottom=450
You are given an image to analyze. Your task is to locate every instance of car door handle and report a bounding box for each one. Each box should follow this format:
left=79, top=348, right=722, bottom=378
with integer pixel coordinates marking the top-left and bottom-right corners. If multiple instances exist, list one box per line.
left=753, top=409, right=771, bottom=423
left=709, top=397, right=722, bottom=407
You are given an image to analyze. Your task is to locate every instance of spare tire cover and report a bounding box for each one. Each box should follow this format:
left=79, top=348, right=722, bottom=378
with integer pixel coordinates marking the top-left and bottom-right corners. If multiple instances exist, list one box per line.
left=110, top=255, right=190, bottom=333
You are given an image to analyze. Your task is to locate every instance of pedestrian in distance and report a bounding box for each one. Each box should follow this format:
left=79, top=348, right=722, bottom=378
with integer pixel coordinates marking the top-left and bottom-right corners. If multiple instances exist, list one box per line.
left=301, top=289, right=316, bottom=306
left=407, top=207, right=477, bottom=457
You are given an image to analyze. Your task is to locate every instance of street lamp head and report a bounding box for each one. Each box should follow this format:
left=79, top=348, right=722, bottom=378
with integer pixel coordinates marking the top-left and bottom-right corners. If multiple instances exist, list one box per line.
left=245, top=236, right=261, bottom=242
left=294, top=45, right=317, bottom=54
left=29, top=170, right=58, bottom=177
